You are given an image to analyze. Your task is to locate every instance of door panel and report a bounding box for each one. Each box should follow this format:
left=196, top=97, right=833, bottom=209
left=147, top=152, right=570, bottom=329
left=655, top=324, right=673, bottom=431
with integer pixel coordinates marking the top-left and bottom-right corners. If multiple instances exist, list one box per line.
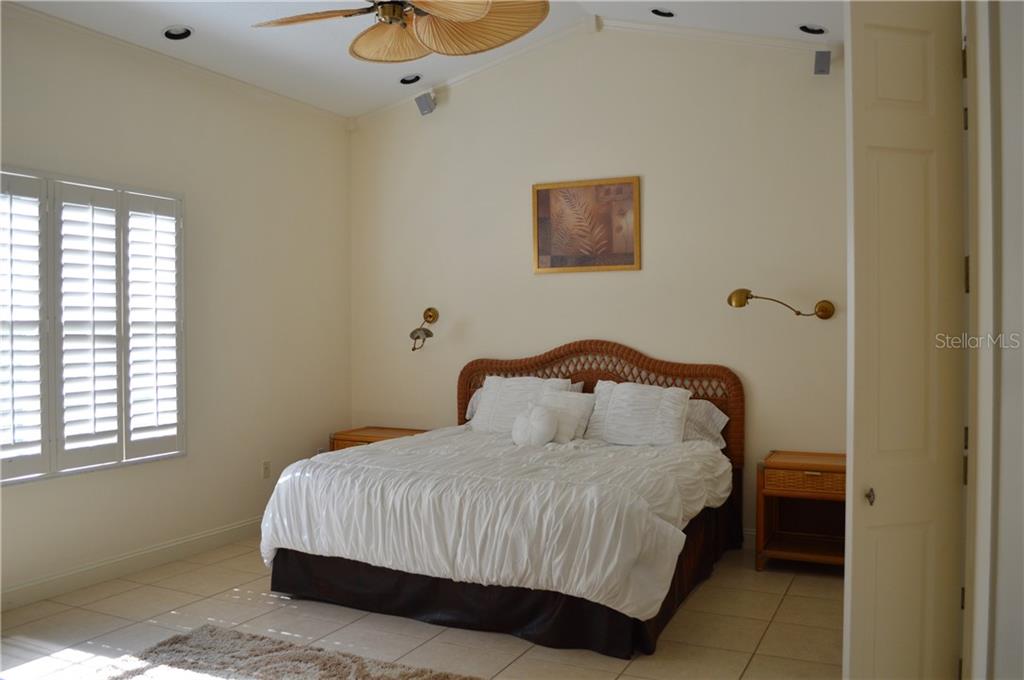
left=845, top=2, right=964, bottom=678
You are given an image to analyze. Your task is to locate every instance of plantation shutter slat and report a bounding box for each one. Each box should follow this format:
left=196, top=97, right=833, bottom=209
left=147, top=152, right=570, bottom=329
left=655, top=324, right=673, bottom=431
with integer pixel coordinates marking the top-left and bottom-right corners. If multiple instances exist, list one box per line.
left=124, top=193, right=181, bottom=459
left=55, top=182, right=121, bottom=469
left=1, top=173, right=49, bottom=479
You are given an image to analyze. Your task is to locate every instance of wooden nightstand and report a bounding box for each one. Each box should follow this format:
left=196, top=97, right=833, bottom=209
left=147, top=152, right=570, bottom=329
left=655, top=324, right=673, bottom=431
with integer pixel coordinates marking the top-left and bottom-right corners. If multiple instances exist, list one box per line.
left=756, top=450, right=846, bottom=571
left=329, top=426, right=426, bottom=451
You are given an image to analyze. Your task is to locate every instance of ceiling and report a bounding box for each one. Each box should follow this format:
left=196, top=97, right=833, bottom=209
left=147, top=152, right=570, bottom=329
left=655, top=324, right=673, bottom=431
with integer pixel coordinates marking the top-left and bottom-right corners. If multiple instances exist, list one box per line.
left=22, top=1, right=844, bottom=118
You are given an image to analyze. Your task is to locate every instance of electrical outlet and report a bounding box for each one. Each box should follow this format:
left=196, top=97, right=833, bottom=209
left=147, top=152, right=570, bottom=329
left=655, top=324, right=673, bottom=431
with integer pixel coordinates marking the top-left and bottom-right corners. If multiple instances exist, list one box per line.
left=261, top=461, right=271, bottom=479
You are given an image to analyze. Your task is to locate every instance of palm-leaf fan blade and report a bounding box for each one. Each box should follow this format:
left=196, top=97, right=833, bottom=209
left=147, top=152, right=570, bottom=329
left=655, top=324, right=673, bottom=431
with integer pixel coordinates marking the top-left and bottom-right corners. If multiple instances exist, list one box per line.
left=410, top=0, right=492, bottom=22
left=414, top=0, right=548, bottom=56
left=349, top=19, right=432, bottom=62
left=254, top=7, right=374, bottom=27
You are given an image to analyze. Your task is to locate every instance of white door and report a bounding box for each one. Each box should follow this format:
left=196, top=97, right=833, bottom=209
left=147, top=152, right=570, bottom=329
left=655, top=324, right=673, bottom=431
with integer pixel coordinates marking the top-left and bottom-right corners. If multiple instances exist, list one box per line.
left=844, top=2, right=965, bottom=678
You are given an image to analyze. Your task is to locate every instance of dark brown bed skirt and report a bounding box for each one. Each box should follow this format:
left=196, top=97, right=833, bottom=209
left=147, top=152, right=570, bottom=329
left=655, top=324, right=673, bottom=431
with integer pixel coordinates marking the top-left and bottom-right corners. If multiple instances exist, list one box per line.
left=271, top=506, right=732, bottom=659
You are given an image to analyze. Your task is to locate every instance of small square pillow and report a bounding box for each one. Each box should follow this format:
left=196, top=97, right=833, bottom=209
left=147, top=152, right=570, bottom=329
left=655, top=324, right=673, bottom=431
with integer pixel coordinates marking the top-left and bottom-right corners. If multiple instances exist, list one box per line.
left=683, top=399, right=729, bottom=448
left=511, top=404, right=558, bottom=446
left=585, top=381, right=691, bottom=446
left=470, top=376, right=571, bottom=434
left=538, top=391, right=597, bottom=443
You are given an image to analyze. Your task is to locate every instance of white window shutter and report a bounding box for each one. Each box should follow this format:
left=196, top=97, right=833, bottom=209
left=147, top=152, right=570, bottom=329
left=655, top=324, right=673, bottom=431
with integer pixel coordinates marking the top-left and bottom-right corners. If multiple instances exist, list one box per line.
left=124, top=192, right=181, bottom=459
left=55, top=181, right=122, bottom=470
left=1, top=170, right=184, bottom=483
left=1, top=173, right=49, bottom=480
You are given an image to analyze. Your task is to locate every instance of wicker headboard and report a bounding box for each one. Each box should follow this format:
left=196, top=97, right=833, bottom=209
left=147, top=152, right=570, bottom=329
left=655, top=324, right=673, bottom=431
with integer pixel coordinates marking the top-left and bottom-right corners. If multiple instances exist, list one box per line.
left=456, top=339, right=745, bottom=470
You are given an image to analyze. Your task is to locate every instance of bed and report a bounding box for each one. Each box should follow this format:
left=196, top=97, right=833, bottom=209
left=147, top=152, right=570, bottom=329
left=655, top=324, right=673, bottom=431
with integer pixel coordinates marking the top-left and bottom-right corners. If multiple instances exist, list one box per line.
left=263, top=340, right=744, bottom=659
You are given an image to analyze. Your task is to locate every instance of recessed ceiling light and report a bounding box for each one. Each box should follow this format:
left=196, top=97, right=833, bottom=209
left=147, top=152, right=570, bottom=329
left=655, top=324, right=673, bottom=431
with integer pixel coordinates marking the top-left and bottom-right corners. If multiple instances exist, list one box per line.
left=651, top=8, right=675, bottom=18
left=163, top=25, right=193, bottom=40
left=399, top=74, right=422, bottom=85
left=798, top=24, right=827, bottom=35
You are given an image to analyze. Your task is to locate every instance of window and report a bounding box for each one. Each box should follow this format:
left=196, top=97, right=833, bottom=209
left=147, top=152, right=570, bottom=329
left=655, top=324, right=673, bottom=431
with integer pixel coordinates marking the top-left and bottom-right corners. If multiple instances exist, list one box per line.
left=1, top=170, right=184, bottom=482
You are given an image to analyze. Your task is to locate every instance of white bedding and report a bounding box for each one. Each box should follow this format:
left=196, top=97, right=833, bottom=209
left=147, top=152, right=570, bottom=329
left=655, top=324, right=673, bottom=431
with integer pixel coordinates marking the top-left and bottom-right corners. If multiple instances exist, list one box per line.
left=260, top=426, right=732, bottom=620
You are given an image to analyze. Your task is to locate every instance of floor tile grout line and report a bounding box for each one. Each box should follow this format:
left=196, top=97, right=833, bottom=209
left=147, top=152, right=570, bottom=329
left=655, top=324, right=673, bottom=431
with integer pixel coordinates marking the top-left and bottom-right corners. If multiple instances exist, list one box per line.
left=681, top=605, right=776, bottom=624
left=739, top=607, right=776, bottom=678
left=229, top=609, right=350, bottom=646
left=657, top=637, right=764, bottom=656
left=80, top=588, right=286, bottom=633
left=753, top=650, right=843, bottom=667
left=485, top=641, right=534, bottom=679
left=737, top=561, right=789, bottom=679
left=49, top=580, right=148, bottom=609
left=61, top=597, right=289, bottom=662
left=388, top=625, right=449, bottom=666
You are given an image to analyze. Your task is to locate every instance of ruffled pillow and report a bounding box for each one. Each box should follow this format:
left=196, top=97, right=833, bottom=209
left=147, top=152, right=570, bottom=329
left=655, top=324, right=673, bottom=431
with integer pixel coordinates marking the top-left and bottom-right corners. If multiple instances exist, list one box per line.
left=683, top=399, right=729, bottom=448
left=470, top=376, right=571, bottom=433
left=511, top=405, right=558, bottom=446
left=585, top=381, right=691, bottom=446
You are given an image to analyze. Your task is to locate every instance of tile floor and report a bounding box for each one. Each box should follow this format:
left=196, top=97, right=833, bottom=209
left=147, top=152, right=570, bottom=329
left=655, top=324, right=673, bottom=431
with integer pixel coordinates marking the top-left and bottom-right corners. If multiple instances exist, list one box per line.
left=1, top=540, right=843, bottom=679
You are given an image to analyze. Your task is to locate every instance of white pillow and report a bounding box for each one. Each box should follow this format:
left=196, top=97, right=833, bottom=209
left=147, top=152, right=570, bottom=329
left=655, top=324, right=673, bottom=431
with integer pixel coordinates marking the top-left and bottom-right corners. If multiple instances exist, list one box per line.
left=465, top=389, right=483, bottom=421
left=538, top=391, right=597, bottom=443
left=684, top=399, right=729, bottom=449
left=511, top=405, right=558, bottom=446
left=466, top=380, right=582, bottom=421
left=585, top=381, right=691, bottom=446
left=470, top=376, right=571, bottom=433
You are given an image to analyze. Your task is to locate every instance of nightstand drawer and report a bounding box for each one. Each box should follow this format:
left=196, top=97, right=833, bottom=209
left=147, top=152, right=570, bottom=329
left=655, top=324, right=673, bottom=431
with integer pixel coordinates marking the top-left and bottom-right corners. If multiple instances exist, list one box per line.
left=764, top=468, right=845, bottom=495
left=329, top=426, right=427, bottom=451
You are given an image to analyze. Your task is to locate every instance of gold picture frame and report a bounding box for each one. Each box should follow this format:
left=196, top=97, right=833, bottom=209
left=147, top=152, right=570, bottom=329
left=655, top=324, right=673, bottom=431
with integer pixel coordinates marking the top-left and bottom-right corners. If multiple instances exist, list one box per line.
left=533, top=176, right=641, bottom=273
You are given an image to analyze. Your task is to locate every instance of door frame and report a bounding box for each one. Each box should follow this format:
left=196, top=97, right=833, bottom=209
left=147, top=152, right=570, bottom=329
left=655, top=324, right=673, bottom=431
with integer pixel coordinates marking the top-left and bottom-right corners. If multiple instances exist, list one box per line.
left=962, top=2, right=1001, bottom=676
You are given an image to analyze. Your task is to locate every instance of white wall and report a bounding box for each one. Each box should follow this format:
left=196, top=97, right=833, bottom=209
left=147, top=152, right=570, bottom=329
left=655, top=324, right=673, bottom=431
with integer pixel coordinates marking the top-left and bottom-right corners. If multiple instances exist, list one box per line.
left=1, top=6, right=350, bottom=599
left=992, top=2, right=1023, bottom=676
left=348, top=24, right=847, bottom=532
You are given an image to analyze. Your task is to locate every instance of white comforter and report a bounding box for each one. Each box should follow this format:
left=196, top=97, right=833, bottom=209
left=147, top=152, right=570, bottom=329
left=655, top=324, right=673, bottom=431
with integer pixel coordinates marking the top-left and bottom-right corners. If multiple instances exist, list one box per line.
left=260, top=426, right=732, bottom=620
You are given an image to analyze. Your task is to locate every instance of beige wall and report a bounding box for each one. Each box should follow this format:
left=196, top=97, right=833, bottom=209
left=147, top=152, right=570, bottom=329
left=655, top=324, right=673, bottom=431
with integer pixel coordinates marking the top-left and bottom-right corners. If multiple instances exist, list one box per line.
left=1, top=6, right=350, bottom=593
left=349, top=25, right=847, bottom=532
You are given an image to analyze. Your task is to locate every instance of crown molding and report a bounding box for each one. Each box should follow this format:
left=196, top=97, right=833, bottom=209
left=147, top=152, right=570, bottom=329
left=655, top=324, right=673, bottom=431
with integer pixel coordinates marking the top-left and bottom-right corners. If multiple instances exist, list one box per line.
left=353, top=13, right=843, bottom=126
left=598, top=18, right=842, bottom=53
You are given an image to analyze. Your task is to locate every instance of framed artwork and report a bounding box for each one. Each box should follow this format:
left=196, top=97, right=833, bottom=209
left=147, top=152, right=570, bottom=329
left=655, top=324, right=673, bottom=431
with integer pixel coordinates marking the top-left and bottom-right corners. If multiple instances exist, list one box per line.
left=533, top=176, right=640, bottom=273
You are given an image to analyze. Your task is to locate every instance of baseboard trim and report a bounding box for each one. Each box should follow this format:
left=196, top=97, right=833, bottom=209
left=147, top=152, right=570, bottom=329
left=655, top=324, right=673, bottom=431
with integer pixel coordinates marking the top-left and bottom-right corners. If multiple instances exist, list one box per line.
left=2, top=516, right=261, bottom=610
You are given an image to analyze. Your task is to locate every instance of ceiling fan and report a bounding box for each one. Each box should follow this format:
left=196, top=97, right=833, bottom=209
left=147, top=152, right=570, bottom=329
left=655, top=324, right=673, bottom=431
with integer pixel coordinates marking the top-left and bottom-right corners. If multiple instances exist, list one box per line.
left=254, top=0, right=550, bottom=63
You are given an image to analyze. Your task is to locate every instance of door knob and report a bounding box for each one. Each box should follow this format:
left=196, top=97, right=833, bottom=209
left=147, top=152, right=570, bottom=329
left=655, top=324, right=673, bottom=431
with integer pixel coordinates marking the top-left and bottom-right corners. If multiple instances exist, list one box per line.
left=865, top=487, right=876, bottom=506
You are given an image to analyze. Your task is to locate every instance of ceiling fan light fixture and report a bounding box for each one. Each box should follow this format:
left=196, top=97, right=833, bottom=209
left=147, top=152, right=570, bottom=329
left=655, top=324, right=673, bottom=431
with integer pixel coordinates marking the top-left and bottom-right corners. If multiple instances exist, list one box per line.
left=400, top=74, right=422, bottom=85
left=350, top=17, right=431, bottom=63
left=650, top=8, right=675, bottom=18
left=378, top=2, right=407, bottom=25
left=798, top=23, right=828, bottom=35
left=163, top=25, right=193, bottom=40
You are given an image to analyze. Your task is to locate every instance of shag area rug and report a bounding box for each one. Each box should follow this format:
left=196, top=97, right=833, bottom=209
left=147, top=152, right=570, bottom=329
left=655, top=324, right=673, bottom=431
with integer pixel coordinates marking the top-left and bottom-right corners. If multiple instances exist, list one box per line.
left=95, top=624, right=483, bottom=680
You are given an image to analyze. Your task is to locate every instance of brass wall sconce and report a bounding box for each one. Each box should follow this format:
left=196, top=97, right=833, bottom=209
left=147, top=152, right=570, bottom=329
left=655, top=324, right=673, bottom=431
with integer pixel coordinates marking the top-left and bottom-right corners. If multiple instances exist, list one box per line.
left=410, top=307, right=439, bottom=351
left=727, top=288, right=835, bottom=320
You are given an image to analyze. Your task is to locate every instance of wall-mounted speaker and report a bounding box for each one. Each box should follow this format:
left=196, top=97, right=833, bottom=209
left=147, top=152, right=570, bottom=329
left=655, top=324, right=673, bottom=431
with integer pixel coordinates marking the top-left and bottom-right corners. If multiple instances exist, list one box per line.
left=814, top=50, right=832, bottom=75
left=415, top=91, right=436, bottom=116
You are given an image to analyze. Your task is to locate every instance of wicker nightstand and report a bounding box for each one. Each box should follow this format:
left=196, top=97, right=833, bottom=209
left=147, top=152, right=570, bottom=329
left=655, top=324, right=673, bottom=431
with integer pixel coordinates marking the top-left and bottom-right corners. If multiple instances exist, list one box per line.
left=756, top=450, right=846, bottom=570
left=329, top=426, right=426, bottom=451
